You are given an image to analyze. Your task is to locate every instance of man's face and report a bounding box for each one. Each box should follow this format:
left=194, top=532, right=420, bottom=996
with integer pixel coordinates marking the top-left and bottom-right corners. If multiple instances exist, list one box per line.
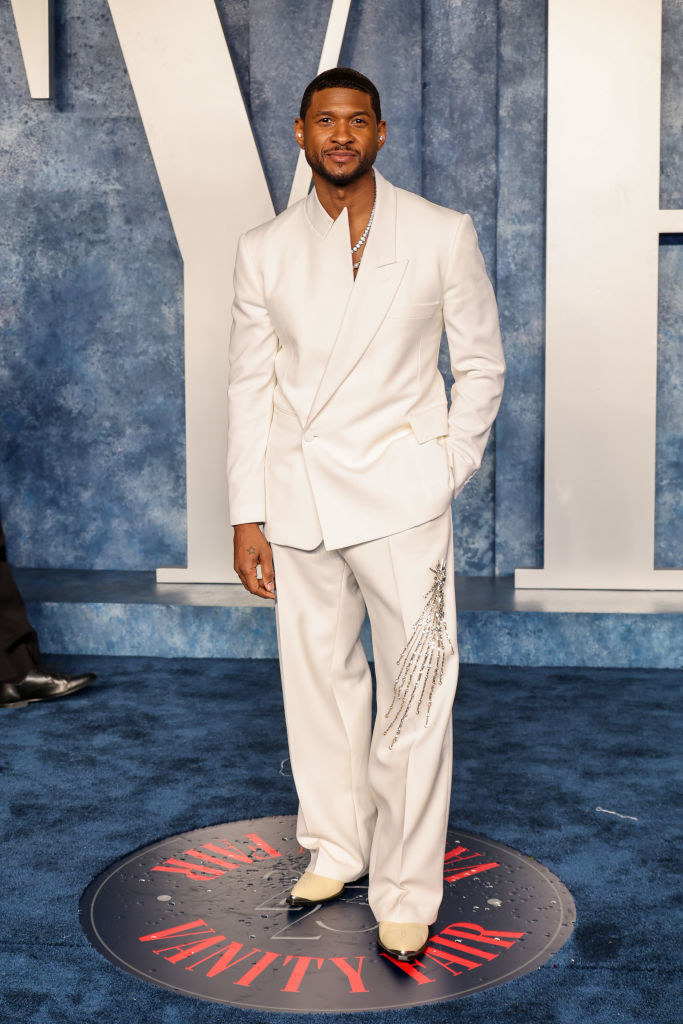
left=294, top=87, right=386, bottom=187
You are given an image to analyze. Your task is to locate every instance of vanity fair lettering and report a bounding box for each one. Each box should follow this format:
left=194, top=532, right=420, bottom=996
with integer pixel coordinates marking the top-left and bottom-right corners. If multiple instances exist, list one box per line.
left=138, top=917, right=525, bottom=992
left=150, top=832, right=282, bottom=879
left=139, top=840, right=518, bottom=993
left=149, top=838, right=498, bottom=885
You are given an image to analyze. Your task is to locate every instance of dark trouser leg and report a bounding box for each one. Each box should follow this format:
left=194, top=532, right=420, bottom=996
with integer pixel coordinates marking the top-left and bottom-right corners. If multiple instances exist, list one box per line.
left=0, top=515, right=40, bottom=685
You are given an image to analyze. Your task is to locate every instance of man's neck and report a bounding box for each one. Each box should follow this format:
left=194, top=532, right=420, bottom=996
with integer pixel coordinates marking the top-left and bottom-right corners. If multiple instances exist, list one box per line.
left=312, top=169, right=376, bottom=238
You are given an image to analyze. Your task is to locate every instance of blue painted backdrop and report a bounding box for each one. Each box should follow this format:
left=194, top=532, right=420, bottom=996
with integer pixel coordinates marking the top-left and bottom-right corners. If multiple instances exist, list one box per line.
left=0, top=0, right=680, bottom=575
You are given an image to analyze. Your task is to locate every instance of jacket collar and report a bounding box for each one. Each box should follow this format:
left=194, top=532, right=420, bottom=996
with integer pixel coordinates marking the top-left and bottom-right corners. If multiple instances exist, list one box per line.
left=303, top=167, right=396, bottom=266
left=304, top=179, right=336, bottom=237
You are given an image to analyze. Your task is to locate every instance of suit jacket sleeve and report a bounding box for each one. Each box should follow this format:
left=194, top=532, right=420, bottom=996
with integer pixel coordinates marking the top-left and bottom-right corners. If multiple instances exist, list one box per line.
left=226, top=231, right=278, bottom=526
left=442, top=212, right=506, bottom=499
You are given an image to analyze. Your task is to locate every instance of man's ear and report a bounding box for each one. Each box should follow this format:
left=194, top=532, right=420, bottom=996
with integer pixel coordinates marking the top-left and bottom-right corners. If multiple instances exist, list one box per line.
left=377, top=120, right=387, bottom=149
left=294, top=117, right=305, bottom=149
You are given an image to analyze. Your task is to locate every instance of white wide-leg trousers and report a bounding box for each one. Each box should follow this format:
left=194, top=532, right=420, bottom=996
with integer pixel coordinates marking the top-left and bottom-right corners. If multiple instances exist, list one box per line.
left=270, top=505, right=458, bottom=924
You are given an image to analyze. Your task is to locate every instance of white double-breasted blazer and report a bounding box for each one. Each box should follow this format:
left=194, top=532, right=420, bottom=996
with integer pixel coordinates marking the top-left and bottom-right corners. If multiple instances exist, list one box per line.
left=227, top=169, right=505, bottom=550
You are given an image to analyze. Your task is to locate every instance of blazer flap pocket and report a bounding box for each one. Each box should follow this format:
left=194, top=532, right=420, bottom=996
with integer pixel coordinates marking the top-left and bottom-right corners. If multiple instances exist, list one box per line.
left=408, top=403, right=449, bottom=443
left=387, top=300, right=441, bottom=320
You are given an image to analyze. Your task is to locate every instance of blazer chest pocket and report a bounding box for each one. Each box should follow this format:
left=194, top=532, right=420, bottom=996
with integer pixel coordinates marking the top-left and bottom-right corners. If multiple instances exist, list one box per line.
left=407, top=402, right=449, bottom=443
left=386, top=300, right=441, bottom=320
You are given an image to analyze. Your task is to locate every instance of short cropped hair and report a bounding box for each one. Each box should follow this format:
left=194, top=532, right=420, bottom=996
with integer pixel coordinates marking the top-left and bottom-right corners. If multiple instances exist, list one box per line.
left=299, top=67, right=382, bottom=123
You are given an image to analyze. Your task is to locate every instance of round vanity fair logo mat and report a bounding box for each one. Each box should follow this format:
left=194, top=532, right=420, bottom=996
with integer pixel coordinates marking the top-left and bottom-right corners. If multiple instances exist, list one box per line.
left=79, top=814, right=575, bottom=1012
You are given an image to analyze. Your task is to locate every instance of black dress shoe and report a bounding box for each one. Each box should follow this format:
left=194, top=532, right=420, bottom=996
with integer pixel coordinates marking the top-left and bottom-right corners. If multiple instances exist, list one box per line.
left=0, top=667, right=95, bottom=708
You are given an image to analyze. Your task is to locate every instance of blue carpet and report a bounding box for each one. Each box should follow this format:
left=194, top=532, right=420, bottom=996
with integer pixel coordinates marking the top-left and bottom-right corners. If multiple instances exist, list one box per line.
left=0, top=657, right=679, bottom=1023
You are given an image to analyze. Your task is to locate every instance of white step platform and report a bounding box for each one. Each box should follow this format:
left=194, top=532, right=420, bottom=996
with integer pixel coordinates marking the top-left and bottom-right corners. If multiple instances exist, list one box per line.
left=14, top=569, right=682, bottom=668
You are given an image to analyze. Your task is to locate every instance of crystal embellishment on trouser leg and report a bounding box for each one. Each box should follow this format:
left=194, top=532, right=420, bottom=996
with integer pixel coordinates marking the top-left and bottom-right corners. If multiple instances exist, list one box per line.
left=384, top=557, right=455, bottom=750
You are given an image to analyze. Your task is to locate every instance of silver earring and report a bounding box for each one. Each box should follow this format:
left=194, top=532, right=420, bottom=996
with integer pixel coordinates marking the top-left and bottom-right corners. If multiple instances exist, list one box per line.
left=297, top=133, right=302, bottom=137
left=379, top=135, right=384, bottom=140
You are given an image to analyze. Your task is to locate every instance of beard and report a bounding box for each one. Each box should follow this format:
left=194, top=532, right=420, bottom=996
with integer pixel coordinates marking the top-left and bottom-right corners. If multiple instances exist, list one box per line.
left=305, top=146, right=376, bottom=186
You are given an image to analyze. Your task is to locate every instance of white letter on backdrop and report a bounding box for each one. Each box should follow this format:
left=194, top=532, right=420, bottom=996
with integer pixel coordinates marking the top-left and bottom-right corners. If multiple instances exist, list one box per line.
left=104, top=0, right=350, bottom=582
left=516, top=0, right=683, bottom=590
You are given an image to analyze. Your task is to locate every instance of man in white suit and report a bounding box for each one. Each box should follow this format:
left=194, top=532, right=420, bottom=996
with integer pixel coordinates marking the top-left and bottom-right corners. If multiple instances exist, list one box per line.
left=227, top=68, right=505, bottom=961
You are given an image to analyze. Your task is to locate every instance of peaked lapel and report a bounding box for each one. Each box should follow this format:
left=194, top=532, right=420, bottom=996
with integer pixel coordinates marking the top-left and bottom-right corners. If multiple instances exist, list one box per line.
left=303, top=170, right=408, bottom=429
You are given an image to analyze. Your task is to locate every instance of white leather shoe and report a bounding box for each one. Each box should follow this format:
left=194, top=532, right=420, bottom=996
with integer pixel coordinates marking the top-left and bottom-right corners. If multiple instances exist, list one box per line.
left=377, top=921, right=430, bottom=961
left=286, top=871, right=345, bottom=906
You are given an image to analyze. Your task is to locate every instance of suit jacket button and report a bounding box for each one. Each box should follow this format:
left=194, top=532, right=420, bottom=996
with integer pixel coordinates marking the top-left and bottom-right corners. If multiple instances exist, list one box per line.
left=304, top=430, right=314, bottom=442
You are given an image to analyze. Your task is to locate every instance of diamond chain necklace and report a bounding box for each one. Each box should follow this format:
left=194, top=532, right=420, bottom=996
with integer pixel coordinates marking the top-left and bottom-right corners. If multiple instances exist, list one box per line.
left=351, top=172, right=376, bottom=270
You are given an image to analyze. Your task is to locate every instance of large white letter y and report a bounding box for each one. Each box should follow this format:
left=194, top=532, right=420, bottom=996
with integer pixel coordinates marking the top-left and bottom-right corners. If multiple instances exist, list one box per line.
left=107, top=0, right=350, bottom=582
